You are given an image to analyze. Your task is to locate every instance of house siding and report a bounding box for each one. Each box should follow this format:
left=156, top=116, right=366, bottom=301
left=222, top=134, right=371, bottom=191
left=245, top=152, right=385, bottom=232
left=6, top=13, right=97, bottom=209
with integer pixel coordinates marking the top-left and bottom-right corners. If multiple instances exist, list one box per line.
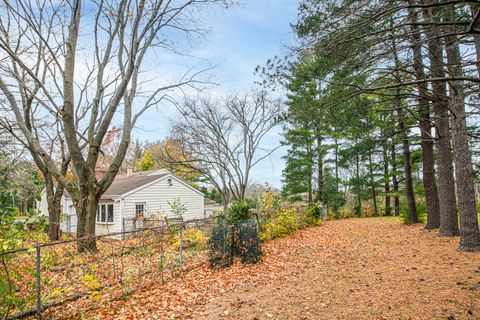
left=63, top=198, right=75, bottom=233
left=123, top=175, right=205, bottom=223
left=36, top=172, right=204, bottom=235
left=95, top=199, right=122, bottom=235
left=37, top=189, right=49, bottom=217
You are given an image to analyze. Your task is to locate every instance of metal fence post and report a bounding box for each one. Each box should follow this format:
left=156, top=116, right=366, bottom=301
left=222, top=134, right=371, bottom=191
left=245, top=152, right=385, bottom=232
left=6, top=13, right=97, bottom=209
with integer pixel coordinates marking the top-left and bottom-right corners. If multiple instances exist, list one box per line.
left=35, top=245, right=42, bottom=320
left=179, top=224, right=183, bottom=273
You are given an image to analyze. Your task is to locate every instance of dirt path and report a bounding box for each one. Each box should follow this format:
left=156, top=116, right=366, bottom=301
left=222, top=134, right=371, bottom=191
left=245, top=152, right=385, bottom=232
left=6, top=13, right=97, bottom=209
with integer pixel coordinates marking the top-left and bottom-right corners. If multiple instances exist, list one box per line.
left=199, top=218, right=480, bottom=320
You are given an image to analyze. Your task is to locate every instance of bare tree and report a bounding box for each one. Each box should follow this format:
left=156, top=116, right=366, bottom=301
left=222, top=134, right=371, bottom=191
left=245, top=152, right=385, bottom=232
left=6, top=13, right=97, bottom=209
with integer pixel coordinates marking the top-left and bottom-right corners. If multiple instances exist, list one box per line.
left=1, top=101, right=70, bottom=241
left=0, top=0, right=227, bottom=251
left=171, top=90, right=282, bottom=209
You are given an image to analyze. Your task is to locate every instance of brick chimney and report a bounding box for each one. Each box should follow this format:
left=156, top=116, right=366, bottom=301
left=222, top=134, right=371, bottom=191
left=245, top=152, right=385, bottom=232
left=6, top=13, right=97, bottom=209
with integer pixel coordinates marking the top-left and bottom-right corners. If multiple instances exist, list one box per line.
left=127, top=167, right=133, bottom=177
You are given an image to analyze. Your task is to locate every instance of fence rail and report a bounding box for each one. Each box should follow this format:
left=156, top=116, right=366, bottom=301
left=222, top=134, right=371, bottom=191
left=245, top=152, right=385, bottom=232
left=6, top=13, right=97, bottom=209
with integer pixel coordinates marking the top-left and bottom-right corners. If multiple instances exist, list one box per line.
left=0, top=216, right=219, bottom=320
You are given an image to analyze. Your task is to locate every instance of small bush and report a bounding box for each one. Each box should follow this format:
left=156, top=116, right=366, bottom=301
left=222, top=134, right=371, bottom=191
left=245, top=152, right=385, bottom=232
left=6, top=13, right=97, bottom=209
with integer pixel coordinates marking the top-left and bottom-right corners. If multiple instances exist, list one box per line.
left=287, top=195, right=303, bottom=203
left=305, top=203, right=322, bottom=226
left=185, top=228, right=209, bottom=249
left=261, top=207, right=297, bottom=240
left=173, top=228, right=209, bottom=250
left=327, top=207, right=337, bottom=220
left=338, top=203, right=357, bottom=219
left=400, top=202, right=426, bottom=224
left=226, top=200, right=251, bottom=223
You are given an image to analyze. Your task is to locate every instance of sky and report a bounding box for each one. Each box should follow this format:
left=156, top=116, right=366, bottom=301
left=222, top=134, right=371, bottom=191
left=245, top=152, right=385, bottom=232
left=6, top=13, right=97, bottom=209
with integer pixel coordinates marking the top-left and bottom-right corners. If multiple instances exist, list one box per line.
left=132, top=0, right=300, bottom=188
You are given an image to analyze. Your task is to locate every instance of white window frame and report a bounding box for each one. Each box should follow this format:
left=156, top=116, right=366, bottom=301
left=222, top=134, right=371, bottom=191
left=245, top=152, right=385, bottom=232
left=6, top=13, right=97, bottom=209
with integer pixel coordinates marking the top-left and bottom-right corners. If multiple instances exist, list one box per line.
left=135, top=202, right=146, bottom=218
left=96, top=203, right=114, bottom=224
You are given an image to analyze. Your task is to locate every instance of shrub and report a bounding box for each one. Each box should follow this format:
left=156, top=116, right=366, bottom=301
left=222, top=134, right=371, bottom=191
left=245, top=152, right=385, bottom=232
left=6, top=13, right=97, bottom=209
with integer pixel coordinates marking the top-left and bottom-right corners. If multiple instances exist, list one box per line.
left=260, top=207, right=297, bottom=240
left=258, top=189, right=283, bottom=212
left=168, top=198, right=187, bottom=219
left=287, top=195, right=303, bottom=203
left=182, top=228, right=209, bottom=249
left=327, top=207, right=337, bottom=220
left=226, top=200, right=251, bottom=223
left=400, top=201, right=426, bottom=224
left=172, top=227, right=209, bottom=250
left=305, top=203, right=322, bottom=226
left=338, top=203, right=356, bottom=219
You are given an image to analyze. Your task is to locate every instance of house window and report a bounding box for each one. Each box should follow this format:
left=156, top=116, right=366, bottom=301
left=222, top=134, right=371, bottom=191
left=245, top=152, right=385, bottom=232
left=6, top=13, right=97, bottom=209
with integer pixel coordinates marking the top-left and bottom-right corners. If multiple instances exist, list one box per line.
left=167, top=178, right=172, bottom=186
left=135, top=203, right=145, bottom=218
left=96, top=204, right=114, bottom=223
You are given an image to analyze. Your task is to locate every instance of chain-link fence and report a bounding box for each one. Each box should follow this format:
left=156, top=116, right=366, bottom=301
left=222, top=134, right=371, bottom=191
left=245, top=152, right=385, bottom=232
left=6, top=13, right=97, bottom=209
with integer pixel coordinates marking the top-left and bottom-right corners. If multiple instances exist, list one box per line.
left=0, top=217, right=218, bottom=320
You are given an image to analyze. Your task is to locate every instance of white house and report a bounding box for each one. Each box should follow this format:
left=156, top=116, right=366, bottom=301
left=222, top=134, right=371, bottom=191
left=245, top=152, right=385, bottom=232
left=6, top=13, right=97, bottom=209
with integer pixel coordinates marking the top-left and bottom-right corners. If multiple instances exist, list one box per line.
left=37, top=169, right=206, bottom=235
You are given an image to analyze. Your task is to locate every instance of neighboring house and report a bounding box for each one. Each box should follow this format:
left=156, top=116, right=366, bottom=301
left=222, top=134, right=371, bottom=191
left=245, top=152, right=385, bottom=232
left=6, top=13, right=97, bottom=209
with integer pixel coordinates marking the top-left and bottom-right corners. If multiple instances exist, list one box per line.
left=204, top=198, right=223, bottom=216
left=37, top=169, right=205, bottom=235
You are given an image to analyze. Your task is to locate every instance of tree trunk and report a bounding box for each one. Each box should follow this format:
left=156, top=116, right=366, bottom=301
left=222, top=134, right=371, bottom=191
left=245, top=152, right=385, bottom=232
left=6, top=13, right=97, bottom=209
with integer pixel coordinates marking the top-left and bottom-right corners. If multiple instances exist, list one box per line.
left=391, top=144, right=400, bottom=217
left=391, top=31, right=417, bottom=224
left=334, top=136, right=339, bottom=194
left=41, top=172, right=66, bottom=242
left=221, top=190, right=229, bottom=212
left=355, top=146, right=362, bottom=217
left=407, top=2, right=440, bottom=229
left=422, top=3, right=459, bottom=236
left=396, top=97, right=418, bottom=224
left=470, top=4, right=480, bottom=77
left=316, top=134, right=324, bottom=204
left=46, top=189, right=61, bottom=241
left=307, top=143, right=313, bottom=203
left=368, top=150, right=378, bottom=217
left=74, top=188, right=99, bottom=252
left=444, top=17, right=480, bottom=251
left=383, top=140, right=391, bottom=216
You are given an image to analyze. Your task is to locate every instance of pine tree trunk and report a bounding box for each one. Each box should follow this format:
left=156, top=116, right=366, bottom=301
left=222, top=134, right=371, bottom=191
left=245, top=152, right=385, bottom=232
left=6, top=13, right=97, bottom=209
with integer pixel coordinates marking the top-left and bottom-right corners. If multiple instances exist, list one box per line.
left=396, top=97, right=418, bottom=224
left=444, top=19, right=480, bottom=251
left=407, top=2, right=440, bottom=229
left=355, top=146, right=362, bottom=217
left=391, top=144, right=400, bottom=216
left=316, top=135, right=324, bottom=204
left=307, top=143, right=313, bottom=203
left=391, top=33, right=417, bottom=224
left=383, top=140, right=391, bottom=216
left=422, top=4, right=459, bottom=236
left=470, top=4, right=480, bottom=77
left=368, top=151, right=378, bottom=217
left=334, top=136, right=339, bottom=194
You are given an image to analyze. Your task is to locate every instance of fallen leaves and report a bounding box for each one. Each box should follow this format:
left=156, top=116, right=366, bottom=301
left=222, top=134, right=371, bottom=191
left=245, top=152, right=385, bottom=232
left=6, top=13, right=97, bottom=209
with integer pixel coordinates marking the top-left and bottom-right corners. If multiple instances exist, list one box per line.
left=43, top=218, right=480, bottom=320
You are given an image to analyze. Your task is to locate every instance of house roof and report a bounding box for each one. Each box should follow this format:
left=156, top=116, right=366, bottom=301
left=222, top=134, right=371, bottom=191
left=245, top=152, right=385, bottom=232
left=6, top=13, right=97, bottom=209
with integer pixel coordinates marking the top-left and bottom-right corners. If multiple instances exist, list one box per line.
left=103, top=170, right=169, bottom=197
left=64, top=169, right=170, bottom=199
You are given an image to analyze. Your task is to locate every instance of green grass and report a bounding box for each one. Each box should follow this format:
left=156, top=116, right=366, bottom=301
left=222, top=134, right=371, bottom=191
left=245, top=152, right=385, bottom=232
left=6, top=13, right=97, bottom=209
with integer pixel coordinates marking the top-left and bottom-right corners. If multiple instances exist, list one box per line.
left=377, top=216, right=402, bottom=223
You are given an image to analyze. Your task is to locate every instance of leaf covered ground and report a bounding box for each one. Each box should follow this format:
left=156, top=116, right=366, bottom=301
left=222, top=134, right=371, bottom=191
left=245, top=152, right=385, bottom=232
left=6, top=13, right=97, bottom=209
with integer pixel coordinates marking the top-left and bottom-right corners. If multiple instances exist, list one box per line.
left=47, top=218, right=480, bottom=319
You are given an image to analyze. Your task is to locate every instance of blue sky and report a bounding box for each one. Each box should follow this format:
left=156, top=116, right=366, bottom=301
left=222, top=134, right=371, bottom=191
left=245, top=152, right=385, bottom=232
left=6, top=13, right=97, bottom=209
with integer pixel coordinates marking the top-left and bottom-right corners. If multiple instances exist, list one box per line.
left=133, top=0, right=300, bottom=188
